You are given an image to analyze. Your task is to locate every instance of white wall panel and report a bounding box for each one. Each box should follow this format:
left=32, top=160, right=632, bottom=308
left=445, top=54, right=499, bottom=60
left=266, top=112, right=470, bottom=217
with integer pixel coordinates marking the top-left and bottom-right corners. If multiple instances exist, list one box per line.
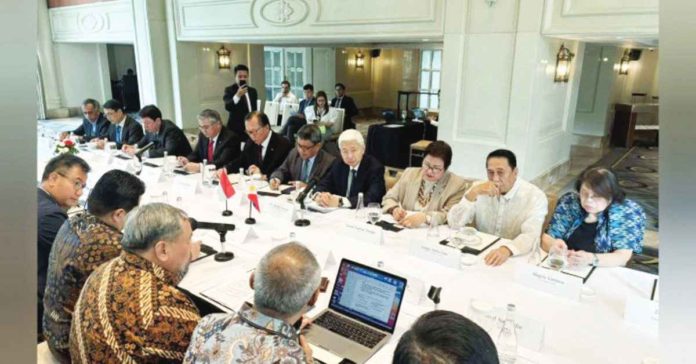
left=543, top=0, right=658, bottom=38
left=49, top=0, right=134, bottom=44
left=174, top=0, right=445, bottom=42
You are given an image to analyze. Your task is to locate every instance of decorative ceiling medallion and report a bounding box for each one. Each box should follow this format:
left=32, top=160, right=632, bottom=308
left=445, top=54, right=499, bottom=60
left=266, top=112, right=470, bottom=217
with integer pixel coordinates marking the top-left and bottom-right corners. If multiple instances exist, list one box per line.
left=78, top=12, right=107, bottom=33
left=259, top=0, right=309, bottom=26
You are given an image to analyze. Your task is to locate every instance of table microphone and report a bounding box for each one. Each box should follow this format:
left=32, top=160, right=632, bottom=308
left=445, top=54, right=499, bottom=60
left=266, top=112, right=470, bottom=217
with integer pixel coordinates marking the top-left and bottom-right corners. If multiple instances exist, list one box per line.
left=135, top=142, right=155, bottom=160
left=295, top=176, right=321, bottom=206
left=189, top=217, right=235, bottom=232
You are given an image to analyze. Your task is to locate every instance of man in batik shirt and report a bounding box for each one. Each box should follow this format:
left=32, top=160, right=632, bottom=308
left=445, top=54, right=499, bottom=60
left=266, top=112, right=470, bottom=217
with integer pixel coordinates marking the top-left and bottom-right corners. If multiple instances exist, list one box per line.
left=43, top=170, right=145, bottom=362
left=69, top=203, right=201, bottom=363
left=184, top=242, right=320, bottom=363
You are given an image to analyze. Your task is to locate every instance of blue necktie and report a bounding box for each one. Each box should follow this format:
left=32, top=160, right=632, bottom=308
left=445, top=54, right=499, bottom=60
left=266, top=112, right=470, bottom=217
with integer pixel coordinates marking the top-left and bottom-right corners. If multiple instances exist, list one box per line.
left=116, top=125, right=122, bottom=144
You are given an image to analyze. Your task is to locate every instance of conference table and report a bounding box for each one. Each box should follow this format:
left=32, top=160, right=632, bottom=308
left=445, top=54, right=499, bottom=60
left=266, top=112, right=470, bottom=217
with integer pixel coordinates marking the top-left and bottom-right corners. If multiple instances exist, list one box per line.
left=37, top=136, right=659, bottom=364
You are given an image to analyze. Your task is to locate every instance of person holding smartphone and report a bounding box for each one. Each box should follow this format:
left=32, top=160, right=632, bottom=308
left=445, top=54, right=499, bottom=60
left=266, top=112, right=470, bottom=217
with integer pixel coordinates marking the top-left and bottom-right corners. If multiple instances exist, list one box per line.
left=223, top=64, right=259, bottom=142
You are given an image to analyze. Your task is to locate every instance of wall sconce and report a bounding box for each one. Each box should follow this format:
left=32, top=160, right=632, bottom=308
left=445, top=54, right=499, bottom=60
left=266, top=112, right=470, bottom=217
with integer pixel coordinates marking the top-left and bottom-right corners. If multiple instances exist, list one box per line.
left=217, top=45, right=231, bottom=69
left=553, top=43, right=574, bottom=83
left=619, top=50, right=630, bottom=75
left=355, top=50, right=365, bottom=70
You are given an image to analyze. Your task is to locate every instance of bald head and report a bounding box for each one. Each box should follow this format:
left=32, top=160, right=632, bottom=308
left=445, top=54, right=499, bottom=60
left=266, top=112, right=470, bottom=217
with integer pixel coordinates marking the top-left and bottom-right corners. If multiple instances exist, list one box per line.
left=254, top=242, right=321, bottom=318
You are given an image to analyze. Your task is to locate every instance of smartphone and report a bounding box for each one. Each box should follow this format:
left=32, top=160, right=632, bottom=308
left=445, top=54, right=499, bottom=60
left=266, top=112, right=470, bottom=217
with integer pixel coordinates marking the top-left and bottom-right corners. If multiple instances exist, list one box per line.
left=239, top=79, right=247, bottom=88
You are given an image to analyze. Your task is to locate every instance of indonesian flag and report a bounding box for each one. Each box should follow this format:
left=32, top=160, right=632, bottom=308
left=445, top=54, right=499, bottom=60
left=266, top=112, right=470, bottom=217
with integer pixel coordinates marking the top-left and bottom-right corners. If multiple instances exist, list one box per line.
left=219, top=172, right=236, bottom=199
left=248, top=184, right=260, bottom=212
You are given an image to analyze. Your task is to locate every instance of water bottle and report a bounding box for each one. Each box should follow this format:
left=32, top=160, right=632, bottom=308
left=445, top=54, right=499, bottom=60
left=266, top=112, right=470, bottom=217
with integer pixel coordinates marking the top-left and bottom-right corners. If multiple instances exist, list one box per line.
left=497, top=304, right=518, bottom=364
left=201, top=159, right=209, bottom=186
left=163, top=151, right=171, bottom=177
left=355, top=192, right=366, bottom=219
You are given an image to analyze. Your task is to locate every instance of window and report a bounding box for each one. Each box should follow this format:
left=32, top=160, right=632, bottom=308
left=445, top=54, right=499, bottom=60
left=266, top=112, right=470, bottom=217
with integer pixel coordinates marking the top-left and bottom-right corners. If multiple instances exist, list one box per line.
left=264, top=47, right=310, bottom=101
left=419, top=49, right=442, bottom=110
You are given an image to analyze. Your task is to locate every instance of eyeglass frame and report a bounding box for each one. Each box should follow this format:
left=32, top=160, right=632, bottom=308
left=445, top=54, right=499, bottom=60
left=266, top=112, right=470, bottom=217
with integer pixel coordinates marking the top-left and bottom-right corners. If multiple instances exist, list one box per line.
left=422, top=160, right=445, bottom=173
left=56, top=171, right=87, bottom=191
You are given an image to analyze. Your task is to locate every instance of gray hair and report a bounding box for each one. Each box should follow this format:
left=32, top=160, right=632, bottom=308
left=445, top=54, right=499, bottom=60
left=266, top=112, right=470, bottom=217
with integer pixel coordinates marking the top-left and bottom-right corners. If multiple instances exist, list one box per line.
left=121, top=203, right=189, bottom=252
left=82, top=98, right=100, bottom=110
left=296, top=124, right=323, bottom=145
left=254, top=242, right=321, bottom=317
left=197, top=109, right=222, bottom=125
left=338, top=129, right=365, bottom=149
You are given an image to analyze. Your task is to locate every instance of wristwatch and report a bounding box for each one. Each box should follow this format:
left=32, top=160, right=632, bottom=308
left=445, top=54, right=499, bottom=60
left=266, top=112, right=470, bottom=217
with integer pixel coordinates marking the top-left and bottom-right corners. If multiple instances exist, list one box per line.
left=591, top=253, right=599, bottom=267
left=338, top=197, right=344, bottom=207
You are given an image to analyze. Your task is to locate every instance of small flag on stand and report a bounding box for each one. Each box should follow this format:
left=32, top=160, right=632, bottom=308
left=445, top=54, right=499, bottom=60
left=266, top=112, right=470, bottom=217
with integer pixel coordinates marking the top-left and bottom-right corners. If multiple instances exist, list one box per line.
left=220, top=172, right=236, bottom=198
left=248, top=184, right=260, bottom=212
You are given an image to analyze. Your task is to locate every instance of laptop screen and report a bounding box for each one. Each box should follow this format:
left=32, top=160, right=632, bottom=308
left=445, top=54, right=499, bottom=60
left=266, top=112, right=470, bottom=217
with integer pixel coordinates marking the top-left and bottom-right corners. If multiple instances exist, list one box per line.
left=329, top=259, right=407, bottom=333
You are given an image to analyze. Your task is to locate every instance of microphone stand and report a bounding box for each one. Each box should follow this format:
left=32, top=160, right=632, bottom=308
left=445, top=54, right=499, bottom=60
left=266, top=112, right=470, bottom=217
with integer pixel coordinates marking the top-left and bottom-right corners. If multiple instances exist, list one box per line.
left=214, top=228, right=235, bottom=262
left=294, top=191, right=311, bottom=227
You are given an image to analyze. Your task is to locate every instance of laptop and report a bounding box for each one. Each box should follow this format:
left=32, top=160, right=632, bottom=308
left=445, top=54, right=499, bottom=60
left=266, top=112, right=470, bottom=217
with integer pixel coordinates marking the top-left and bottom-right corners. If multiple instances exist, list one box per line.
left=306, top=259, right=407, bottom=363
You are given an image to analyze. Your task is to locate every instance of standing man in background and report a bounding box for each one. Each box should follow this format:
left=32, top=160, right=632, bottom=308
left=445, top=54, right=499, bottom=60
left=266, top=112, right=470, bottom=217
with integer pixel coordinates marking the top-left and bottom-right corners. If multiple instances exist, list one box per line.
left=223, top=64, right=258, bottom=142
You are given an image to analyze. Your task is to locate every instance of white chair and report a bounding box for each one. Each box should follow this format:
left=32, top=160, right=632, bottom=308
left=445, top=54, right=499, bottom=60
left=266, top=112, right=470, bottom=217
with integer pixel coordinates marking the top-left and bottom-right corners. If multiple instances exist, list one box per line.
left=37, top=342, right=61, bottom=364
left=256, top=99, right=262, bottom=112
left=332, top=107, right=345, bottom=135
left=265, top=101, right=280, bottom=132
left=280, top=103, right=300, bottom=127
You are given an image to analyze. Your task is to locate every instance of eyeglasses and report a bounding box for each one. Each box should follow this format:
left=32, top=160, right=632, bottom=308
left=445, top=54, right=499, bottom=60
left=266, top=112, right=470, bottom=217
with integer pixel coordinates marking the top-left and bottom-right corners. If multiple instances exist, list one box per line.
left=422, top=161, right=444, bottom=173
left=198, top=124, right=213, bottom=131
left=246, top=125, right=267, bottom=136
left=57, top=172, right=87, bottom=191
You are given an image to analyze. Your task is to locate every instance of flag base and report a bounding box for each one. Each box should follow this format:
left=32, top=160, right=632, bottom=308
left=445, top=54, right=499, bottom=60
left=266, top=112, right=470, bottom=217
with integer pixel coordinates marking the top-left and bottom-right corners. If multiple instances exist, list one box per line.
left=245, top=217, right=256, bottom=225
left=294, top=218, right=311, bottom=227
left=222, top=210, right=232, bottom=216
left=214, top=251, right=235, bottom=262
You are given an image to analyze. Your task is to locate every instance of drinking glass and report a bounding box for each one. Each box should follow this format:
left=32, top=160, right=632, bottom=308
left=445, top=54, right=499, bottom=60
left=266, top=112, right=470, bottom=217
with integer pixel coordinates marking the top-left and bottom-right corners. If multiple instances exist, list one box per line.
left=547, top=244, right=568, bottom=271
left=367, top=203, right=381, bottom=224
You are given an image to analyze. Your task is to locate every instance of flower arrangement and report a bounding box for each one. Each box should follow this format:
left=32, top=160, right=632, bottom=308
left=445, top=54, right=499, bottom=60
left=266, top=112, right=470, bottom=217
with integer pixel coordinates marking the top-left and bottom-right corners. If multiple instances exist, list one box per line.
left=55, top=139, right=79, bottom=155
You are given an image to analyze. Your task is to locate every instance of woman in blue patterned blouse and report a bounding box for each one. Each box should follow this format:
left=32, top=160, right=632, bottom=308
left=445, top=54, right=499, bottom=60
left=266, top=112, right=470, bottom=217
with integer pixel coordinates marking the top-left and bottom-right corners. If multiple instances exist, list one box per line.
left=542, top=167, right=646, bottom=267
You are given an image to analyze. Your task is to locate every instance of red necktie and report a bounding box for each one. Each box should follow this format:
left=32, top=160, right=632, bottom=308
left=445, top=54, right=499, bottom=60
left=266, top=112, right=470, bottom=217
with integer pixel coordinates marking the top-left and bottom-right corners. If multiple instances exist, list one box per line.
left=207, top=139, right=214, bottom=161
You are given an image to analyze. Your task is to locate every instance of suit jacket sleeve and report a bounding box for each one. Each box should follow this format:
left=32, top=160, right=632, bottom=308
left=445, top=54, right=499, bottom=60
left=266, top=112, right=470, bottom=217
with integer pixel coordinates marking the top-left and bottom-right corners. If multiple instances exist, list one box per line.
left=126, top=121, right=144, bottom=145
left=316, top=160, right=339, bottom=194
left=223, top=84, right=239, bottom=111
left=72, top=121, right=86, bottom=136
left=269, top=151, right=294, bottom=183
left=381, top=168, right=413, bottom=213
left=225, top=142, right=251, bottom=173
left=162, top=128, right=192, bottom=157
left=187, top=135, right=205, bottom=163
left=136, top=133, right=150, bottom=149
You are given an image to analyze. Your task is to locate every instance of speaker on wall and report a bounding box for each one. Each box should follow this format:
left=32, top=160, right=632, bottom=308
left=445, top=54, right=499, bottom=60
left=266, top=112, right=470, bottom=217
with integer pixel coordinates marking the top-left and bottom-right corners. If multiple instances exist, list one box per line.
left=370, top=49, right=381, bottom=58
left=628, top=49, right=642, bottom=61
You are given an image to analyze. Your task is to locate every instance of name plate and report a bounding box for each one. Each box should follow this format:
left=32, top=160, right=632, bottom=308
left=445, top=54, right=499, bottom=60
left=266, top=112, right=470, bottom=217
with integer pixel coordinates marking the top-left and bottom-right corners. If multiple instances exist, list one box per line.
left=111, top=157, right=130, bottom=171
left=514, top=264, right=583, bottom=301
left=268, top=198, right=296, bottom=222
left=624, top=295, right=659, bottom=334
left=409, top=240, right=460, bottom=270
left=172, top=176, right=199, bottom=196
left=343, top=221, right=383, bottom=246
left=139, top=167, right=162, bottom=184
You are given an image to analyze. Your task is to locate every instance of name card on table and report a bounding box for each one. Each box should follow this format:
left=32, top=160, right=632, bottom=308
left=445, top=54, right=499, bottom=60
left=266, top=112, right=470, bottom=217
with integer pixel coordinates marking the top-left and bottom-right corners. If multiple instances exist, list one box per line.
left=514, top=264, right=583, bottom=301
left=111, top=157, right=131, bottom=171
left=268, top=198, right=296, bottom=222
left=139, top=167, right=162, bottom=184
left=479, top=306, right=546, bottom=351
left=624, top=295, right=659, bottom=334
left=409, top=240, right=460, bottom=270
left=172, top=176, right=199, bottom=196
left=343, top=221, right=383, bottom=246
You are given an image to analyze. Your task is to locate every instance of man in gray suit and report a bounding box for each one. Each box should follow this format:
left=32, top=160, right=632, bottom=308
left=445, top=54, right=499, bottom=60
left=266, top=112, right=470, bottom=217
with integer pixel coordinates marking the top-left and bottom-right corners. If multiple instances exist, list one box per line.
left=269, top=124, right=335, bottom=190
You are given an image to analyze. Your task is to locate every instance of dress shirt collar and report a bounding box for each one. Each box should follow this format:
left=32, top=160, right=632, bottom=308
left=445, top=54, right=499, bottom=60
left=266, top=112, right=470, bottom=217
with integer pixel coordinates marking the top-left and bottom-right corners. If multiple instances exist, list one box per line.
left=501, top=178, right=521, bottom=201
left=237, top=303, right=298, bottom=341
left=349, top=162, right=360, bottom=173
left=260, top=130, right=272, bottom=151
left=113, top=114, right=127, bottom=127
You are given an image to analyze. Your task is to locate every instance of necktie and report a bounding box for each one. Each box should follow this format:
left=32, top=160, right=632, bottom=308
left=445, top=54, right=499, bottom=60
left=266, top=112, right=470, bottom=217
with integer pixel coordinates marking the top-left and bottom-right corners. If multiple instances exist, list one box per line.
left=336, top=97, right=342, bottom=109
left=300, top=159, right=310, bottom=182
left=258, top=145, right=264, bottom=166
left=116, top=125, right=122, bottom=144
left=207, top=139, right=214, bottom=161
left=345, top=169, right=357, bottom=197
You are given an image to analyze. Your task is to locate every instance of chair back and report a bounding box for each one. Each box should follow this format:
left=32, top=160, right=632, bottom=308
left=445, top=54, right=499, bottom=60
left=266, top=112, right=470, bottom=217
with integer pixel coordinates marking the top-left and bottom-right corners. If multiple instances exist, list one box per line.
left=265, top=101, right=279, bottom=124
left=332, top=108, right=345, bottom=134
left=542, top=192, right=559, bottom=235
left=281, top=103, right=300, bottom=126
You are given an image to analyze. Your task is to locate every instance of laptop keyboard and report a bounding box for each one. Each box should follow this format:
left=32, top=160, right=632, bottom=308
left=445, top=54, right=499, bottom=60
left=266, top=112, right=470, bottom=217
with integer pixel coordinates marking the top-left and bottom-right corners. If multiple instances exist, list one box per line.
left=314, top=311, right=386, bottom=349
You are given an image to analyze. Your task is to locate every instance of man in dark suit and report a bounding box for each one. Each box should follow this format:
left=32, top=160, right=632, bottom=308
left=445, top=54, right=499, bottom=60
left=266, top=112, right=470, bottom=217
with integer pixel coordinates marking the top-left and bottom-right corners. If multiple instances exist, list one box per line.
left=122, top=104, right=193, bottom=158
left=177, top=109, right=241, bottom=171
left=280, top=83, right=316, bottom=140
left=269, top=124, right=335, bottom=190
left=60, top=98, right=110, bottom=142
left=331, top=83, right=359, bottom=131
left=222, top=111, right=291, bottom=178
left=315, top=129, right=385, bottom=208
left=97, top=99, right=144, bottom=150
left=223, top=64, right=258, bottom=142
left=37, top=153, right=90, bottom=338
